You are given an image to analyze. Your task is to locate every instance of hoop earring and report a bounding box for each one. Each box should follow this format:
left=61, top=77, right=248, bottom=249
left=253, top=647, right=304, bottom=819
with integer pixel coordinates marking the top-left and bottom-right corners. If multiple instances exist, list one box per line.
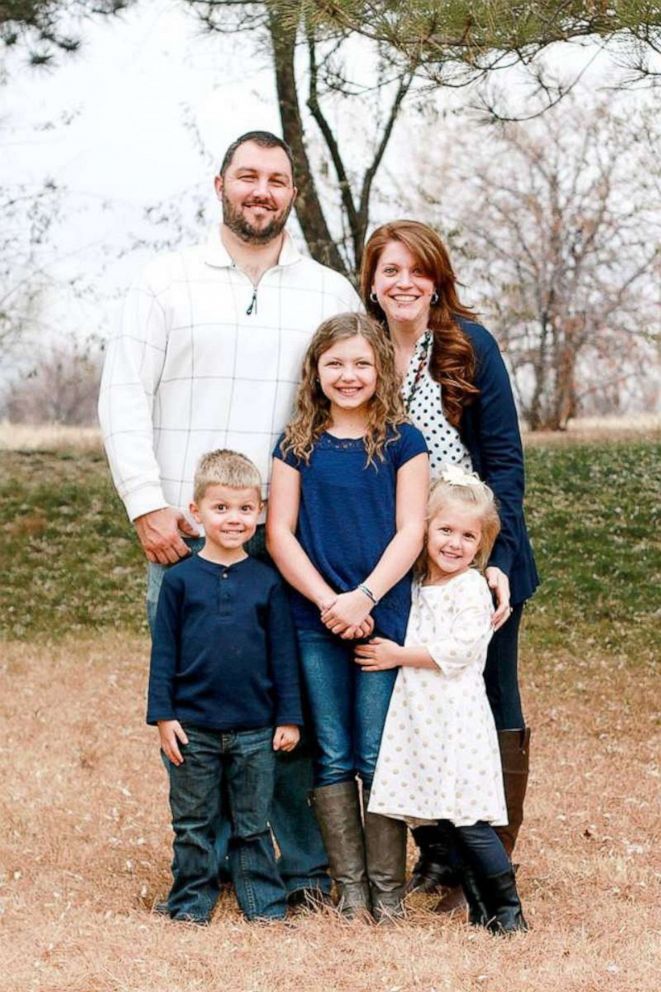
left=369, top=291, right=378, bottom=304
left=431, top=291, right=439, bottom=305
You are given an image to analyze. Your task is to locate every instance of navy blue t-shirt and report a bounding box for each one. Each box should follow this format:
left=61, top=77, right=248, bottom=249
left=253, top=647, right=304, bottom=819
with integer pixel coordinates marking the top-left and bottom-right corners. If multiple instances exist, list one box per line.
left=147, top=554, right=303, bottom=731
left=274, top=423, right=428, bottom=643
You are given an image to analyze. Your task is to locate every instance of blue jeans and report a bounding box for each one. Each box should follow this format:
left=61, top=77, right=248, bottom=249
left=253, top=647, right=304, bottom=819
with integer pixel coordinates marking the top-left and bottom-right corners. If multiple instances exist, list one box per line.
left=163, top=724, right=286, bottom=921
left=297, top=628, right=398, bottom=788
left=452, top=821, right=511, bottom=877
left=147, top=531, right=330, bottom=896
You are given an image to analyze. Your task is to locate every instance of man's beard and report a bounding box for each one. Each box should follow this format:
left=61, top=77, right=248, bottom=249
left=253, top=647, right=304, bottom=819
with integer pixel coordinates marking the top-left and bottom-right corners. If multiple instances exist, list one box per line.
left=222, top=192, right=294, bottom=245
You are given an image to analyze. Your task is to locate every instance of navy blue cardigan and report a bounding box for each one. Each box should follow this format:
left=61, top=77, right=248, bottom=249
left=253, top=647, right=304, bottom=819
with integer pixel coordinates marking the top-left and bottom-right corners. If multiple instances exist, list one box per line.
left=456, top=318, right=539, bottom=606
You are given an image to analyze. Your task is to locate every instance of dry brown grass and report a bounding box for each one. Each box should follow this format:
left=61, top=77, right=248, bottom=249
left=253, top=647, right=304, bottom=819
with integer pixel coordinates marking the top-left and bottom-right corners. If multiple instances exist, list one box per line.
left=522, top=413, right=659, bottom=446
left=0, top=413, right=657, bottom=455
left=0, top=423, right=102, bottom=452
left=1, top=635, right=658, bottom=992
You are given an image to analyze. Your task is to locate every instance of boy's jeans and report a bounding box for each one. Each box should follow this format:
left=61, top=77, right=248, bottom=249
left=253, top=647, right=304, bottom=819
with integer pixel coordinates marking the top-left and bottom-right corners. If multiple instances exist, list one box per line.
left=163, top=724, right=286, bottom=921
left=146, top=532, right=330, bottom=897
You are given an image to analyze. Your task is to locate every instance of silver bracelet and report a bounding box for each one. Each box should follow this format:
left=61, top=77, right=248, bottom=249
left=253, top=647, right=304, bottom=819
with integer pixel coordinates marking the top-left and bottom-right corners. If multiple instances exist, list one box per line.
left=357, top=583, right=379, bottom=606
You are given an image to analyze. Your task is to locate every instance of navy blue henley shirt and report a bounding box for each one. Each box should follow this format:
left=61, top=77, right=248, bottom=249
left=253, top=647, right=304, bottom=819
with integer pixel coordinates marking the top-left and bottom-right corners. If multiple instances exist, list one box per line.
left=147, top=554, right=303, bottom=731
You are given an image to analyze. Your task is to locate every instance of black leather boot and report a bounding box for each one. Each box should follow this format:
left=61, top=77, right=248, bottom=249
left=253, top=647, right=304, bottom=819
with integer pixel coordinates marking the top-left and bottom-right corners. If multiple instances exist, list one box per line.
left=460, top=864, right=489, bottom=927
left=483, top=868, right=528, bottom=934
left=407, top=823, right=461, bottom=894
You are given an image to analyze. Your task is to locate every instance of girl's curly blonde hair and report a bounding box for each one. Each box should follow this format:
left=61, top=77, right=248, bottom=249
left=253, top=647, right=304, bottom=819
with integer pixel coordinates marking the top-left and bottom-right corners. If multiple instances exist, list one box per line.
left=280, top=312, right=407, bottom=466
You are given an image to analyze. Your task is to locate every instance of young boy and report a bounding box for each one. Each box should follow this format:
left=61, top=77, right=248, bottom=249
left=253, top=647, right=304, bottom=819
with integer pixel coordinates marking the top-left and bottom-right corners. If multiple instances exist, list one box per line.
left=147, top=449, right=302, bottom=924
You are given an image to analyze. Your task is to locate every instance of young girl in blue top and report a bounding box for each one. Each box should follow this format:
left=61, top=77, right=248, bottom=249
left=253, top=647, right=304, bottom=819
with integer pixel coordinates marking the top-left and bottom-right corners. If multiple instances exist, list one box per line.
left=268, top=312, right=429, bottom=921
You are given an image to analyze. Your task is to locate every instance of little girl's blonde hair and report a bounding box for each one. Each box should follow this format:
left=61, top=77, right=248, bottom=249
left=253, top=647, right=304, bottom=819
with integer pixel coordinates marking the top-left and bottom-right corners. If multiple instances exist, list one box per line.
left=418, top=469, right=501, bottom=577
left=280, top=312, right=407, bottom=466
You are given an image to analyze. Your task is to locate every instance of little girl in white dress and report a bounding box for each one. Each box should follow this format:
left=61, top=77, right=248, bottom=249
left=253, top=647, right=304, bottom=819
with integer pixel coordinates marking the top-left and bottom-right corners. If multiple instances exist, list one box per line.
left=356, top=468, right=528, bottom=933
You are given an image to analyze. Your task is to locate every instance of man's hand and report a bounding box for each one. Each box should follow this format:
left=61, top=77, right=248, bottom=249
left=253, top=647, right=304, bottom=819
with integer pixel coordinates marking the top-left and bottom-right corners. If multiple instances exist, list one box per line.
left=134, top=507, right=200, bottom=564
left=158, top=720, right=188, bottom=765
left=354, top=637, right=402, bottom=671
left=486, top=566, right=512, bottom=631
left=273, top=725, right=300, bottom=752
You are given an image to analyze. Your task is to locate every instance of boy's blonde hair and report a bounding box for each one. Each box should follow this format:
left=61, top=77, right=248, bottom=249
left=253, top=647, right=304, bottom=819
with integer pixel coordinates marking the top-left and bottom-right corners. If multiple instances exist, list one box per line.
left=193, top=449, right=262, bottom=503
left=418, top=471, right=501, bottom=577
left=280, top=312, right=407, bottom=467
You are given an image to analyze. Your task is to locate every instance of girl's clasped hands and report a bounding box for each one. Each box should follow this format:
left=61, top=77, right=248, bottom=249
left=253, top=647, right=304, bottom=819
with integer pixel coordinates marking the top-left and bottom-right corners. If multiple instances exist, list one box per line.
left=319, top=590, right=375, bottom=639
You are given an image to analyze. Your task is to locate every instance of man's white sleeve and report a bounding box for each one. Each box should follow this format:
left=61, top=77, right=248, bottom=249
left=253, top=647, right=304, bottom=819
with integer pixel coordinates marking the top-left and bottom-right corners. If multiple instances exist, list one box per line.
left=98, top=266, right=169, bottom=521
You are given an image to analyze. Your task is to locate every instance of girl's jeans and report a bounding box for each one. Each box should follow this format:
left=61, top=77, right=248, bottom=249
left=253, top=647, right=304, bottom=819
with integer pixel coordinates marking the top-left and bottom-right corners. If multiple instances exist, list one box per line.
left=452, top=820, right=511, bottom=877
left=163, top=724, right=287, bottom=921
left=297, top=628, right=398, bottom=788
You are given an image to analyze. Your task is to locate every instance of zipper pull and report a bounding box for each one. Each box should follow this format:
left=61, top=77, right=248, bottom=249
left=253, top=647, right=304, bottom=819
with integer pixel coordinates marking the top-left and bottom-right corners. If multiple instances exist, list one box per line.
left=246, top=288, right=257, bottom=315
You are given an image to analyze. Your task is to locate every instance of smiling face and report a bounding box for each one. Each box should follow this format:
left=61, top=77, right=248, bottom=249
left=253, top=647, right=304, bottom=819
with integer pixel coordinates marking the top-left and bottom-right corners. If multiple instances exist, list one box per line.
left=426, top=504, right=483, bottom=583
left=371, top=240, right=436, bottom=335
left=317, top=334, right=378, bottom=418
left=190, top=483, right=261, bottom=562
left=215, top=140, right=297, bottom=245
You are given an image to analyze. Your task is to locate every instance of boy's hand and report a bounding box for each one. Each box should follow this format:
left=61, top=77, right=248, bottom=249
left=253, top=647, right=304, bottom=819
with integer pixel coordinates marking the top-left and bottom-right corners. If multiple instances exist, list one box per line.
left=273, top=725, right=300, bottom=752
left=158, top=720, right=188, bottom=765
left=355, top=637, right=401, bottom=671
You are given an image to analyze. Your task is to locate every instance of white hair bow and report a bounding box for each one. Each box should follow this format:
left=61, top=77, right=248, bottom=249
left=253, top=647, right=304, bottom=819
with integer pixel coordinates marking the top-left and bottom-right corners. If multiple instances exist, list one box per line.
left=439, top=464, right=483, bottom=487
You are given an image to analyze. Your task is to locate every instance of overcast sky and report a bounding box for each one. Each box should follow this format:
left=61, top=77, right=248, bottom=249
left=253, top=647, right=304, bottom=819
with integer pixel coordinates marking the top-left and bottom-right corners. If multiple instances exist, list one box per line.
left=4, top=1, right=283, bottom=352
left=3, top=0, right=657, bottom=361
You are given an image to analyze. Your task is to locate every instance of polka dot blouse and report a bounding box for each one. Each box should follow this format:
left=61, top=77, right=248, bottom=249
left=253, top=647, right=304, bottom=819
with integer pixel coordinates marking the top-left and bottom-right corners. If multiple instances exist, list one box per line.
left=402, top=330, right=472, bottom=478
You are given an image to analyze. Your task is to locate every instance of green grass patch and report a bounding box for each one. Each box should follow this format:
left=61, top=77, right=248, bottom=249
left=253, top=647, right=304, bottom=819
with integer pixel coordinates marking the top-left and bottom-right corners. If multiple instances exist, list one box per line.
left=524, top=440, right=659, bottom=664
left=1, top=449, right=146, bottom=638
left=1, top=440, right=659, bottom=664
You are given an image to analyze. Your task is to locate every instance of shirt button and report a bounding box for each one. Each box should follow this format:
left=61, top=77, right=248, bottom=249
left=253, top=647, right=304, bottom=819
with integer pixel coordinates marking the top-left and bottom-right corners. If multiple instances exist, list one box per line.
left=222, top=572, right=228, bottom=579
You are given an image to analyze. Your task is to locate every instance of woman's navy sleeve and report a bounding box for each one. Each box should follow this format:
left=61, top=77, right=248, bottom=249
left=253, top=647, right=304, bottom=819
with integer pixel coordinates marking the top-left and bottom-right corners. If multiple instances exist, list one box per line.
left=473, top=332, right=526, bottom=577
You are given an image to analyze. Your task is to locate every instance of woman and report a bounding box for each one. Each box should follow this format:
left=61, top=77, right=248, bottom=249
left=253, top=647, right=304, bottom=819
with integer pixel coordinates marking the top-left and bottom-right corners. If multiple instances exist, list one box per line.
left=360, top=220, right=539, bottom=907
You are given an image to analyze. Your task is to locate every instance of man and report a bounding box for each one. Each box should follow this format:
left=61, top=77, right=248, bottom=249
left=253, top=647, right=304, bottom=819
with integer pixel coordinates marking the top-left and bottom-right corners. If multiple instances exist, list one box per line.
left=99, top=130, right=359, bottom=907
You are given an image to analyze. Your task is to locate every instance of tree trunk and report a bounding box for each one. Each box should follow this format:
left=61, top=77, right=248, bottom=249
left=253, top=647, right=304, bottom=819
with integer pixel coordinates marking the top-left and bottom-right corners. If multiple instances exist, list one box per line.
left=554, top=340, right=578, bottom=430
left=268, top=1, right=349, bottom=277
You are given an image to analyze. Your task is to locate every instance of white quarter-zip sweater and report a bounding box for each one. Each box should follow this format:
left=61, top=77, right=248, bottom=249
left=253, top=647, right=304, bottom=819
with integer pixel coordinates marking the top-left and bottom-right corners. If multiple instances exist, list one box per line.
left=98, top=227, right=359, bottom=521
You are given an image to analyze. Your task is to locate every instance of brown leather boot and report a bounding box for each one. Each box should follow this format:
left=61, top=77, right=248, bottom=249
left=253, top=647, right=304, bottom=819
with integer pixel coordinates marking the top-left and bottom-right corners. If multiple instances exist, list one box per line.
left=362, top=788, right=407, bottom=922
left=495, top=728, right=531, bottom=857
left=433, top=884, right=467, bottom=915
left=310, top=781, right=372, bottom=919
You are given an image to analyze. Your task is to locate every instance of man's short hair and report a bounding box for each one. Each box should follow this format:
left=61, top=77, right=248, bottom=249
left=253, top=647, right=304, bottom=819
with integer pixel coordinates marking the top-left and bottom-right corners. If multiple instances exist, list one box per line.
left=193, top=449, right=262, bottom=503
left=219, top=130, right=295, bottom=179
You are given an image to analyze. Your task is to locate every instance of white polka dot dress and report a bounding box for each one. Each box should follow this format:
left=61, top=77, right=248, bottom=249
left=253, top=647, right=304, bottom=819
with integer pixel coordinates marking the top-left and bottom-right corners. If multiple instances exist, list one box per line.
left=367, top=569, right=507, bottom=827
left=402, top=330, right=473, bottom=478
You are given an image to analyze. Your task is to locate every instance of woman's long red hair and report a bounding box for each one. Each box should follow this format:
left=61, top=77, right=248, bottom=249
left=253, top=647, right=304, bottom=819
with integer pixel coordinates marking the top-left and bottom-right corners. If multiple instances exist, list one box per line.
left=360, top=220, right=479, bottom=426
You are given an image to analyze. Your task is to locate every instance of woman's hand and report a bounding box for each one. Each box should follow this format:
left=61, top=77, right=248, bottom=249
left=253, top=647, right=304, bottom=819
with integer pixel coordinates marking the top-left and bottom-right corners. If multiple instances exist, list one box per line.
left=486, top=566, right=512, bottom=631
left=320, top=590, right=373, bottom=638
left=354, top=637, right=402, bottom=671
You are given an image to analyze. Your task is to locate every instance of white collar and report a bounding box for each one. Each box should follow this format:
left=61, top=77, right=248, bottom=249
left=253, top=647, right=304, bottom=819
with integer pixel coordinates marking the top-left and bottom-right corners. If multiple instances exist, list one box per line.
left=203, top=226, right=303, bottom=269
